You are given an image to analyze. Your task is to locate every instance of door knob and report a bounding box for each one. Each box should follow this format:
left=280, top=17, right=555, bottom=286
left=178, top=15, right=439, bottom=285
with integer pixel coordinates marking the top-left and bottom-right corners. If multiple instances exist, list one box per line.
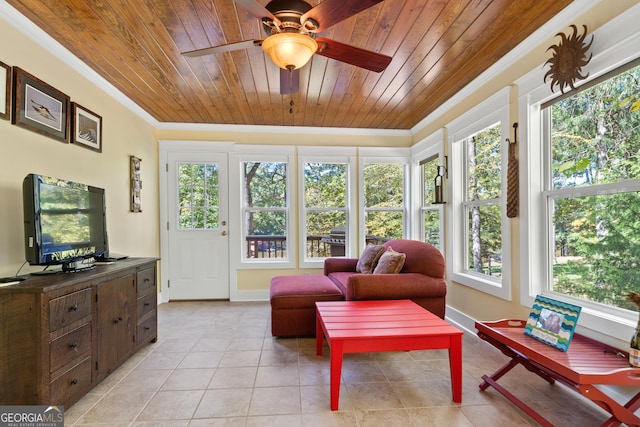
left=221, top=231, right=227, bottom=236
left=221, top=220, right=227, bottom=226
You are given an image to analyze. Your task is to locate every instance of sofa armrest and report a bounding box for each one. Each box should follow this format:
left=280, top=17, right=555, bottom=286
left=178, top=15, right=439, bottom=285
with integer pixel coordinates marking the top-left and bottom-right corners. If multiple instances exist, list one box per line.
left=345, top=273, right=446, bottom=301
left=324, top=258, right=358, bottom=275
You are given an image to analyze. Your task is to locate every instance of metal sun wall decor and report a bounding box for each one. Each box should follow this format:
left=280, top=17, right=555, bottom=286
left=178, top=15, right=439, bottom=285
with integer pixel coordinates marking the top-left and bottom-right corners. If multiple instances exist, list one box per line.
left=544, top=24, right=593, bottom=94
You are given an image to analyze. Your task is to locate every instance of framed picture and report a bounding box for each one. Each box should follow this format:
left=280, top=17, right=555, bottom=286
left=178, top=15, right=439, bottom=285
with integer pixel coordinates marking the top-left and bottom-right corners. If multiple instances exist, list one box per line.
left=12, top=67, right=70, bottom=143
left=130, top=155, right=142, bottom=212
left=72, top=103, right=102, bottom=152
left=0, top=61, right=10, bottom=120
left=524, top=295, right=582, bottom=351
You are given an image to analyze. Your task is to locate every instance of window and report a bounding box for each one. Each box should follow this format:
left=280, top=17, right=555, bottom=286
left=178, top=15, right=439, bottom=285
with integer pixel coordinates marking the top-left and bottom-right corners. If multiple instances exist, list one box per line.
left=177, top=163, right=219, bottom=229
left=242, top=161, right=288, bottom=260
left=517, top=9, right=640, bottom=342
left=464, top=125, right=503, bottom=277
left=543, top=63, right=640, bottom=312
left=303, top=162, right=348, bottom=260
left=298, top=147, right=356, bottom=266
left=448, top=88, right=511, bottom=299
left=421, top=155, right=442, bottom=249
left=363, top=162, right=406, bottom=242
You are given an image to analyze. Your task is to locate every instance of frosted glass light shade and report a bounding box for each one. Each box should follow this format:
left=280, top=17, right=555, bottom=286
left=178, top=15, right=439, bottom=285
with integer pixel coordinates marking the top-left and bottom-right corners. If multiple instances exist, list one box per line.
left=262, top=33, right=318, bottom=70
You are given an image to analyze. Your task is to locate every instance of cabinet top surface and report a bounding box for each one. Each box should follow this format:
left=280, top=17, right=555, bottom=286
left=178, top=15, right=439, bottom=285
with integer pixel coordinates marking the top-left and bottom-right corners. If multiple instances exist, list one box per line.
left=0, top=258, right=159, bottom=294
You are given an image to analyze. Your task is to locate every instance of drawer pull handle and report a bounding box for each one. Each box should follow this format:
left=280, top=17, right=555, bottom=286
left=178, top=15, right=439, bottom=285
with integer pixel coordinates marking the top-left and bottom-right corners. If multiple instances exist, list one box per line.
left=70, top=305, right=79, bottom=312
left=144, top=302, right=150, bottom=307
left=70, top=379, right=78, bottom=385
left=144, top=327, right=150, bottom=331
left=69, top=342, right=79, bottom=350
left=144, top=278, right=150, bottom=283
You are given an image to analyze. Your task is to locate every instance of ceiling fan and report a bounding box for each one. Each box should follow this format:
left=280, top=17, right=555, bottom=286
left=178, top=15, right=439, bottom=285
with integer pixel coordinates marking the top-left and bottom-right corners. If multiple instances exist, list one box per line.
left=182, top=0, right=392, bottom=95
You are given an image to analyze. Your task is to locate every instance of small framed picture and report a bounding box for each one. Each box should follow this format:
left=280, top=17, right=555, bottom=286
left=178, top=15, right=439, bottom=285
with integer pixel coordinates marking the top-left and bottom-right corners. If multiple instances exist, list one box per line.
left=12, top=67, right=70, bottom=142
left=72, top=102, right=102, bottom=152
left=130, top=155, right=142, bottom=212
left=0, top=61, right=9, bottom=120
left=524, top=295, right=582, bottom=351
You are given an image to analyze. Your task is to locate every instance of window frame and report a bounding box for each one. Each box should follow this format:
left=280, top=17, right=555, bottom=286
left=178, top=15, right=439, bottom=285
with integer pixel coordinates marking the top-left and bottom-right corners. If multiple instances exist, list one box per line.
left=298, top=147, right=357, bottom=268
left=230, top=148, right=295, bottom=269
left=411, top=129, right=446, bottom=252
left=447, top=88, right=512, bottom=300
left=358, top=147, right=410, bottom=250
left=516, top=6, right=640, bottom=343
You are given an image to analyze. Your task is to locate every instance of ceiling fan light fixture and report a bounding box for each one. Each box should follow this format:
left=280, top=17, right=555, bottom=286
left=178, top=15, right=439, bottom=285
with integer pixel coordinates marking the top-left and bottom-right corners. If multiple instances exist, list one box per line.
left=262, top=32, right=318, bottom=70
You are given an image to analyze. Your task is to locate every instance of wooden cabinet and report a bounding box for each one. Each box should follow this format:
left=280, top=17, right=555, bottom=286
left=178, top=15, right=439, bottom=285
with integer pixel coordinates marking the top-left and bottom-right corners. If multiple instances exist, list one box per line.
left=95, top=275, right=136, bottom=378
left=0, top=258, right=157, bottom=408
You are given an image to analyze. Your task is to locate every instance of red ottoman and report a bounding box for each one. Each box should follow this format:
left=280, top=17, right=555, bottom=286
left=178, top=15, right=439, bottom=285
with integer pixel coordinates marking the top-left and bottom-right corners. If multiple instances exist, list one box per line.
left=270, top=275, right=344, bottom=337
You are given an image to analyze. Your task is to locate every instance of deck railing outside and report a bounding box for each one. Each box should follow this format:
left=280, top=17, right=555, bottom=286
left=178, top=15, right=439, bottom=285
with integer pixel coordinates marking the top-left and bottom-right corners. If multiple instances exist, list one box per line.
left=246, top=234, right=389, bottom=259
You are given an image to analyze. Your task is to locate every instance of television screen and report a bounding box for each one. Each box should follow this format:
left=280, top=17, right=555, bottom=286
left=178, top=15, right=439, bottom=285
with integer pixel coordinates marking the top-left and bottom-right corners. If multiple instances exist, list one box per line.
left=23, top=174, right=108, bottom=270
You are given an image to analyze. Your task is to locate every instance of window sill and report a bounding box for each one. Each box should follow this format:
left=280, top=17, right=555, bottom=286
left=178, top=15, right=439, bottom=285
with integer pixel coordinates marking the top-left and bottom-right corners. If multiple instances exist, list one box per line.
left=450, top=271, right=511, bottom=300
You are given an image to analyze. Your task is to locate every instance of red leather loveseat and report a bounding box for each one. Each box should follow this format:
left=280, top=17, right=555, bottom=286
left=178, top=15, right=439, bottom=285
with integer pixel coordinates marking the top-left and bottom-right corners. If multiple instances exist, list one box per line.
left=270, top=239, right=446, bottom=337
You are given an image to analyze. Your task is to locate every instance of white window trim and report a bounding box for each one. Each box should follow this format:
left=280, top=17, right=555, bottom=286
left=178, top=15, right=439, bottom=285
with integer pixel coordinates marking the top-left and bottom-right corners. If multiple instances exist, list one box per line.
left=358, top=147, right=410, bottom=251
left=411, top=129, right=446, bottom=252
left=447, top=87, right=512, bottom=300
left=229, top=146, right=296, bottom=269
left=516, top=3, right=640, bottom=345
left=298, top=146, right=357, bottom=268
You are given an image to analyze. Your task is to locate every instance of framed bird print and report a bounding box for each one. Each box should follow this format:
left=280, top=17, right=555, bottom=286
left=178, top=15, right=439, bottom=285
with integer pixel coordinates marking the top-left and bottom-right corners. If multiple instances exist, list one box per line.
left=72, top=102, right=102, bottom=152
left=12, top=67, right=70, bottom=143
left=0, top=61, right=10, bottom=120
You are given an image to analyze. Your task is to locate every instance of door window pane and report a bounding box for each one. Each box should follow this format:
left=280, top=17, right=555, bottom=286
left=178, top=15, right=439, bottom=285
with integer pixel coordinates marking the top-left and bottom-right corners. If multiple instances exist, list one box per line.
left=177, top=163, right=219, bottom=229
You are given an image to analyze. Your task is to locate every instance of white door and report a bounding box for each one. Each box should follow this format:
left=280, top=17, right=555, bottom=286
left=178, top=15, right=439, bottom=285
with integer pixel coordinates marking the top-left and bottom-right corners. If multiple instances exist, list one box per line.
left=167, top=152, right=229, bottom=300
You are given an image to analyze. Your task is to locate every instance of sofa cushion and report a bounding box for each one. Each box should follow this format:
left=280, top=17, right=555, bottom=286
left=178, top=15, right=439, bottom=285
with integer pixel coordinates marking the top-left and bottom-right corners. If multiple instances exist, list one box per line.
left=327, top=271, right=354, bottom=295
left=373, top=247, right=406, bottom=274
left=270, top=275, right=343, bottom=310
left=356, top=244, right=385, bottom=274
left=384, top=239, right=445, bottom=277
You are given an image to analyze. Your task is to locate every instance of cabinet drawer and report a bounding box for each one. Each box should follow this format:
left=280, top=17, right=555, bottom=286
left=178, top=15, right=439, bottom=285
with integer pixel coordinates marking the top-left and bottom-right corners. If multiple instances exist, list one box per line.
left=50, top=358, right=91, bottom=404
left=137, top=292, right=156, bottom=319
left=137, top=267, right=155, bottom=293
left=50, top=323, right=91, bottom=373
left=49, top=289, right=91, bottom=332
left=137, top=313, right=157, bottom=344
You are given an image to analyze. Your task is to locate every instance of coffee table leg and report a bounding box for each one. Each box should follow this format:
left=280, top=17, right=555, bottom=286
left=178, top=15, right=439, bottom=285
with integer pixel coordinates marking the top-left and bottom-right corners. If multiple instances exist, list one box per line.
left=449, top=335, right=463, bottom=403
left=330, top=339, right=344, bottom=411
left=316, top=310, right=324, bottom=356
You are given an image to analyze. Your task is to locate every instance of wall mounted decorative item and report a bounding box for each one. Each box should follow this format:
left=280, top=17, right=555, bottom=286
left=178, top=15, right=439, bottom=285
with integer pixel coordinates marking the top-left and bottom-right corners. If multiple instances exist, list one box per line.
left=506, top=123, right=518, bottom=218
left=72, top=102, right=102, bottom=152
left=12, top=67, right=70, bottom=142
left=130, top=155, right=142, bottom=212
left=0, top=61, right=9, bottom=120
left=544, top=25, right=593, bottom=94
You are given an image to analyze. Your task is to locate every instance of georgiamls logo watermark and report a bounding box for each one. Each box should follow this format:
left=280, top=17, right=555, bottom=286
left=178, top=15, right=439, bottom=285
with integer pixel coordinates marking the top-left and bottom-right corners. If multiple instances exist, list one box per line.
left=0, top=406, right=64, bottom=427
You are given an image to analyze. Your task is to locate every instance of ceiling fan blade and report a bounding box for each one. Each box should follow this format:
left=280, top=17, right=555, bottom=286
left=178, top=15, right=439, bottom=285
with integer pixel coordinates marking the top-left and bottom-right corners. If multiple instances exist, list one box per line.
left=280, top=68, right=300, bottom=95
left=301, top=0, right=383, bottom=33
left=182, top=39, right=262, bottom=57
left=315, top=38, right=391, bottom=72
left=234, top=0, right=281, bottom=26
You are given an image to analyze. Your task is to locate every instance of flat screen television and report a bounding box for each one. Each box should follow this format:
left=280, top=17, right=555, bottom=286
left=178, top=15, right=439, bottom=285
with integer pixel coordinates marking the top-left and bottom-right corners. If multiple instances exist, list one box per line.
left=23, top=173, right=109, bottom=272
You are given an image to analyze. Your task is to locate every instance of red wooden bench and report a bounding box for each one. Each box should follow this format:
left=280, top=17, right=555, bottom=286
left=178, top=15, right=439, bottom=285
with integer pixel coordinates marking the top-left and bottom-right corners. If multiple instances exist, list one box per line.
left=475, top=319, right=640, bottom=426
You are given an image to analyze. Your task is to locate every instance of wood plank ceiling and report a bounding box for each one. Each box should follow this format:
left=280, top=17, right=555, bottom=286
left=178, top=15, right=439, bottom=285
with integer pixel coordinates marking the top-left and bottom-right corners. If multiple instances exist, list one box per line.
left=6, top=0, right=572, bottom=129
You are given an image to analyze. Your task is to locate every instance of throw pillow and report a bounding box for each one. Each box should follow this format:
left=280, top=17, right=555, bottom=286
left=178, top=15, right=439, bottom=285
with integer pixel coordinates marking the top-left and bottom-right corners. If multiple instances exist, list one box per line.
left=356, top=244, right=385, bottom=274
left=373, top=247, right=406, bottom=274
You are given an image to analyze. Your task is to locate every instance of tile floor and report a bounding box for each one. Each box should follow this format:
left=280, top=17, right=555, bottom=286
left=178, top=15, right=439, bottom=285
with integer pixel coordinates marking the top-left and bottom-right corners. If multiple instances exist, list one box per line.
left=65, top=301, right=617, bottom=426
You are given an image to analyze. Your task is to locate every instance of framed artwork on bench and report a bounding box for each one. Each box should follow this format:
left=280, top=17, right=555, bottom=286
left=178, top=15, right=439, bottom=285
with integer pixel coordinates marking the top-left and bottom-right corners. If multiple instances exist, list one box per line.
left=524, top=295, right=581, bottom=351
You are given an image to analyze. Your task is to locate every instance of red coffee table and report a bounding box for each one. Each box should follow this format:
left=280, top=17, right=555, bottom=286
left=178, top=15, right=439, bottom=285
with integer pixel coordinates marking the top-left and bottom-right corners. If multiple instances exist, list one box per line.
left=315, top=299, right=463, bottom=411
